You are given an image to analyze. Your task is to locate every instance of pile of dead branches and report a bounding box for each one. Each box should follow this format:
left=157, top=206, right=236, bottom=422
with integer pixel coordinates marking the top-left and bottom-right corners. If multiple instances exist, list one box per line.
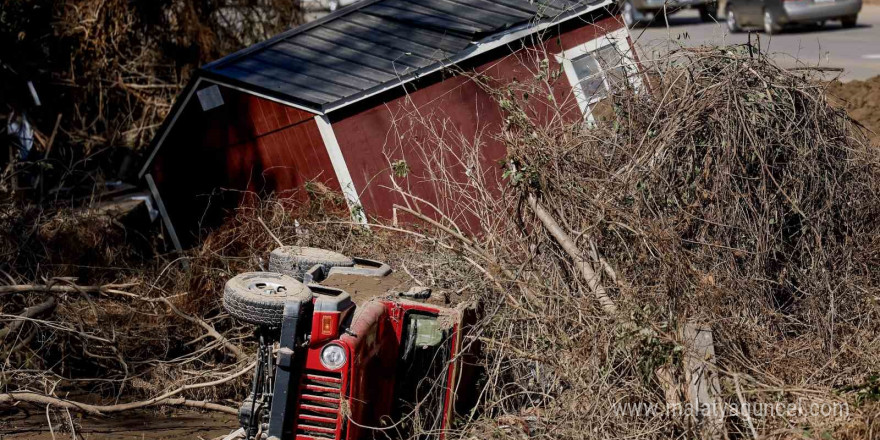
left=4, top=41, right=880, bottom=440
left=0, top=192, right=365, bottom=423
left=1, top=0, right=303, bottom=199
left=383, top=45, right=880, bottom=439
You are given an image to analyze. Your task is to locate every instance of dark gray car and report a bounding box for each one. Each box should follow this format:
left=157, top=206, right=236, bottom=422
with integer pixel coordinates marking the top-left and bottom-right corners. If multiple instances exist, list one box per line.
left=726, top=0, right=861, bottom=33
left=621, top=0, right=719, bottom=27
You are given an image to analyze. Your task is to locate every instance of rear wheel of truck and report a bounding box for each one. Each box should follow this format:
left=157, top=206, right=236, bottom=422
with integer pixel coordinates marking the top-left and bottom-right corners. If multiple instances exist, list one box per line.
left=268, top=246, right=355, bottom=280
left=841, top=14, right=857, bottom=28
left=223, top=272, right=312, bottom=327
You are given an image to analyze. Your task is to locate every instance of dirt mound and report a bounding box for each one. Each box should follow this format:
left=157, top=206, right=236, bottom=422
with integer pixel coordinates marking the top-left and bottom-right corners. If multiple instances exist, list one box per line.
left=829, top=75, right=880, bottom=144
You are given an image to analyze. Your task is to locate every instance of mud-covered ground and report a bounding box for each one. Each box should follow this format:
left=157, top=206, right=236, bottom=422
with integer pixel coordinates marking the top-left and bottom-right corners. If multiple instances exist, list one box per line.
left=0, top=409, right=236, bottom=439
left=829, top=75, right=880, bottom=145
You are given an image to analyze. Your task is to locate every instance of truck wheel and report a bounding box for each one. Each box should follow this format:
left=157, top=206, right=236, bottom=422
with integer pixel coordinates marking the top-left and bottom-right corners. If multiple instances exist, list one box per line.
left=223, top=272, right=312, bottom=327
left=763, top=10, right=781, bottom=34
left=726, top=6, right=741, bottom=32
left=841, top=14, right=857, bottom=28
left=699, top=2, right=718, bottom=22
left=269, top=246, right=355, bottom=279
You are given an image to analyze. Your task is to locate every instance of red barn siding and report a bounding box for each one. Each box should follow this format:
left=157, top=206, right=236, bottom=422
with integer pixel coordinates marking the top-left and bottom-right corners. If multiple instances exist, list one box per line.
left=151, top=86, right=336, bottom=239
left=146, top=15, right=628, bottom=240
left=332, top=17, right=624, bottom=225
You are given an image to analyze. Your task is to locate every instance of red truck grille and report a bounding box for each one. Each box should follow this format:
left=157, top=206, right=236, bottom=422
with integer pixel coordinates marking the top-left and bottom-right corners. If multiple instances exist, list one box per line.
left=295, top=370, right=343, bottom=440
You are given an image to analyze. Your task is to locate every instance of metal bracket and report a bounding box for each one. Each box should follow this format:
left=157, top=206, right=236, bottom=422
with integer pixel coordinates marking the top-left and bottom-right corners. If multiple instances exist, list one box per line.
left=267, top=298, right=311, bottom=440
left=327, top=257, right=392, bottom=278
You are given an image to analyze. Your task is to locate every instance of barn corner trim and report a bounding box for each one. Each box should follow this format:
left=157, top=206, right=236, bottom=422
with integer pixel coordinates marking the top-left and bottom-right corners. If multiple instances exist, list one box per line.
left=314, top=115, right=368, bottom=225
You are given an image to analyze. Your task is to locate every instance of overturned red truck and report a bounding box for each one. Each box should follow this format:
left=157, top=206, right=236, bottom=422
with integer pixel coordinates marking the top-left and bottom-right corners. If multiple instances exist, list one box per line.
left=222, top=247, right=475, bottom=440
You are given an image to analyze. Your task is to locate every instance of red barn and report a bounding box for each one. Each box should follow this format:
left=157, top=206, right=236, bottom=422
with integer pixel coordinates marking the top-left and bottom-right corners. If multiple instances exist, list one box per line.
left=139, top=0, right=640, bottom=246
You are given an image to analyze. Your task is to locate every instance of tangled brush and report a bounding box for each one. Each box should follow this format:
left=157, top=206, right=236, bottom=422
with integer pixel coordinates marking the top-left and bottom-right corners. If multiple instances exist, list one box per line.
left=4, top=31, right=880, bottom=439
left=391, top=45, right=880, bottom=439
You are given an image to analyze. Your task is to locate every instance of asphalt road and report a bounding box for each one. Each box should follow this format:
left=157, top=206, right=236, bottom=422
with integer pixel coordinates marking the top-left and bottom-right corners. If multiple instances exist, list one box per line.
left=632, top=4, right=880, bottom=80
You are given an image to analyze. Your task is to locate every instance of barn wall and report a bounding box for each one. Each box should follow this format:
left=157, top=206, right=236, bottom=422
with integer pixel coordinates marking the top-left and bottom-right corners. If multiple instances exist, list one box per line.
left=151, top=85, right=336, bottom=241
left=331, top=16, right=625, bottom=229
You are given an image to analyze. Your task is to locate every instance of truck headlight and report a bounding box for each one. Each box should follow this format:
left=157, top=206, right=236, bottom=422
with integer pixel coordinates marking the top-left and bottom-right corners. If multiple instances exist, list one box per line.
left=320, top=344, right=347, bottom=370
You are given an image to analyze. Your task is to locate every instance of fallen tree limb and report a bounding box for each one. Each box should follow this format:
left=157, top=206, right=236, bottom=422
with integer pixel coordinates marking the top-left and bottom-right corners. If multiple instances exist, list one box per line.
left=525, top=193, right=728, bottom=436
left=0, top=280, right=243, bottom=360
left=526, top=194, right=619, bottom=316
left=0, top=283, right=137, bottom=296
left=0, top=393, right=236, bottom=415
left=0, top=296, right=56, bottom=340
left=0, top=361, right=255, bottom=416
left=100, top=289, right=246, bottom=361
left=162, top=299, right=247, bottom=361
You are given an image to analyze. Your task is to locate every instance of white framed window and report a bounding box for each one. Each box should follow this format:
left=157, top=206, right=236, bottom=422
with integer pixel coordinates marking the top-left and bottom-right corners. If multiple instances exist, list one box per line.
left=555, top=28, right=641, bottom=122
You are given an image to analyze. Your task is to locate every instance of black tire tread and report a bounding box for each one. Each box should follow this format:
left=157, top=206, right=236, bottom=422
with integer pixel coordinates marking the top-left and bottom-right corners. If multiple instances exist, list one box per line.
left=268, top=246, right=355, bottom=278
left=222, top=272, right=310, bottom=326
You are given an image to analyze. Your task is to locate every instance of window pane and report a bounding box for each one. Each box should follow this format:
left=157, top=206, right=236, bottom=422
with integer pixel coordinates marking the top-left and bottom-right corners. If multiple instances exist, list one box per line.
left=594, top=44, right=628, bottom=90
left=570, top=53, right=605, bottom=101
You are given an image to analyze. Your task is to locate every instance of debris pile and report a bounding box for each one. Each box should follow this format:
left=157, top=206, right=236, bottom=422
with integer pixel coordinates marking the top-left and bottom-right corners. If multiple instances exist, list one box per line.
left=2, top=43, right=880, bottom=440
left=399, top=46, right=880, bottom=439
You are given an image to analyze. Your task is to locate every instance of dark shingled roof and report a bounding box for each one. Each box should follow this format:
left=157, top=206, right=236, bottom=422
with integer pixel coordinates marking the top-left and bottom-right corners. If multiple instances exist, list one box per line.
left=201, top=0, right=609, bottom=112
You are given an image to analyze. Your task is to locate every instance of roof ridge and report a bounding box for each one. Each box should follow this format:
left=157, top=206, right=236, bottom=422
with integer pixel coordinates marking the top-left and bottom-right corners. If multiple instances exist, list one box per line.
left=202, top=0, right=385, bottom=71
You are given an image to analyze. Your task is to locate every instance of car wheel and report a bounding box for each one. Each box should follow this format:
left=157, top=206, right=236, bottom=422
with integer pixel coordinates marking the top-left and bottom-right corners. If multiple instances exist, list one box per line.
left=623, top=1, right=638, bottom=28
left=222, top=272, right=312, bottom=327
left=763, top=10, right=781, bottom=34
left=841, top=14, right=857, bottom=28
left=268, top=246, right=355, bottom=280
left=699, top=2, right=718, bottom=22
left=726, top=6, right=741, bottom=32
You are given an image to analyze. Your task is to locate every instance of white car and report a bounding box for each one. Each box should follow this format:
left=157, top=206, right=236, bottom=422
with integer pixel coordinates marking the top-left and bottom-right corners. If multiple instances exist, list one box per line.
left=302, top=0, right=359, bottom=12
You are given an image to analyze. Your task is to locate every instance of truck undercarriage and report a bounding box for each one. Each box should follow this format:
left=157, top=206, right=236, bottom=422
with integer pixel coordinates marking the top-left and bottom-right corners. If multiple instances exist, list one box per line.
left=222, top=247, right=475, bottom=440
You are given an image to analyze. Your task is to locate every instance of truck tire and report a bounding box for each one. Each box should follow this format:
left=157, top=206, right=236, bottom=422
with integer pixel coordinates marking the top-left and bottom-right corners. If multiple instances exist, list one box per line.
left=223, top=272, right=312, bottom=327
left=268, top=246, right=355, bottom=279
left=841, top=14, right=857, bottom=28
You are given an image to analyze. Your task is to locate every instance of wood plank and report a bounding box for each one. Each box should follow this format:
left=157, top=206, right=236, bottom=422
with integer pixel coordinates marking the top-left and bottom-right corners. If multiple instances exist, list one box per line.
left=145, top=174, right=186, bottom=267
left=682, top=323, right=725, bottom=439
